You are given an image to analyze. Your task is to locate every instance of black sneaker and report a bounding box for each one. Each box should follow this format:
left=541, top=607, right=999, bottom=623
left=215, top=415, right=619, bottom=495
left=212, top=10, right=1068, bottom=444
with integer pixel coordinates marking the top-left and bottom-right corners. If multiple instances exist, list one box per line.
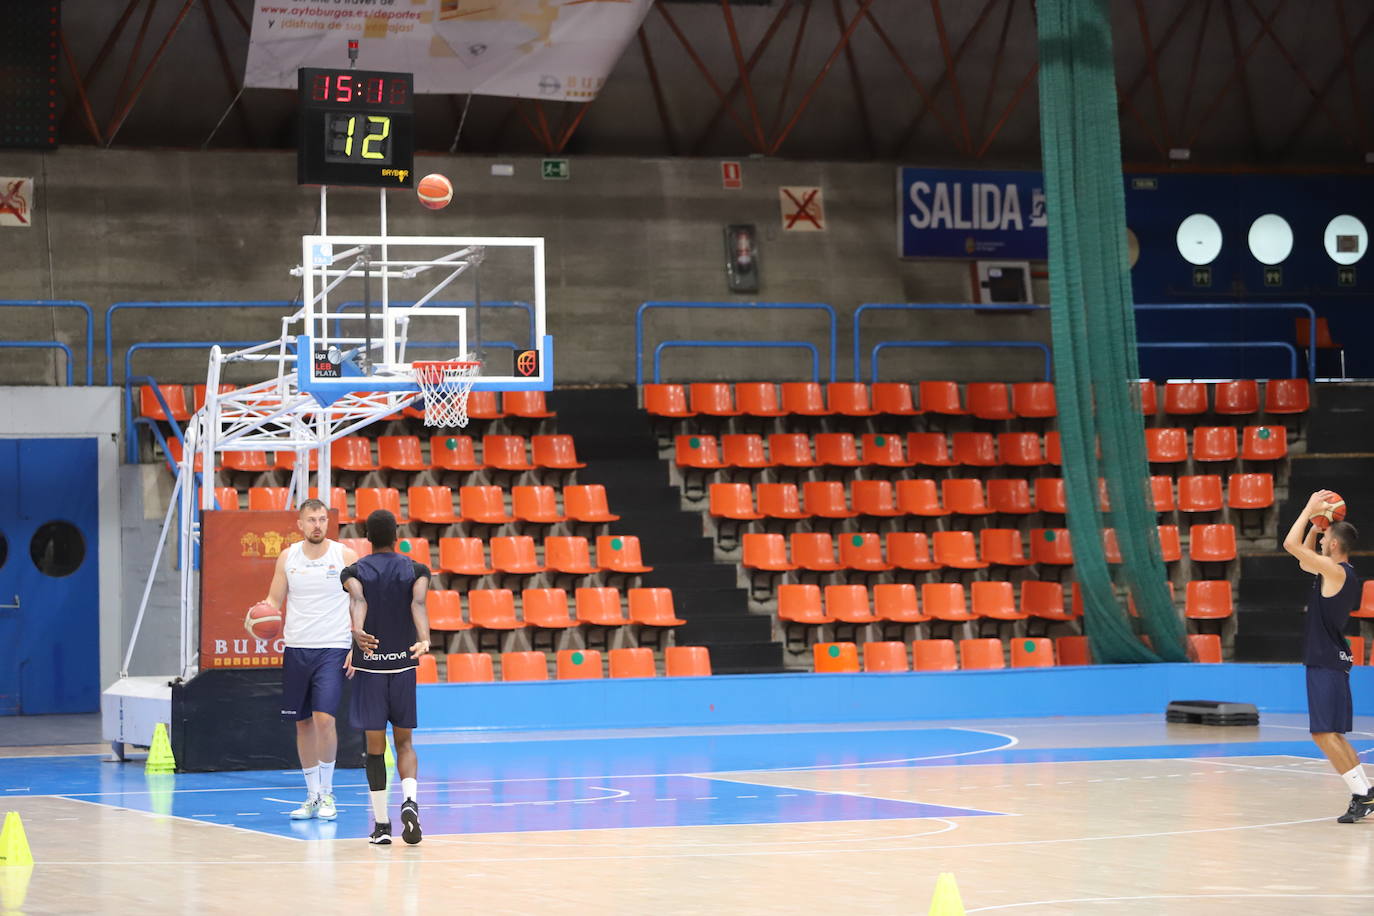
left=400, top=799, right=422, bottom=845
left=369, top=821, right=393, bottom=845
left=1338, top=792, right=1374, bottom=823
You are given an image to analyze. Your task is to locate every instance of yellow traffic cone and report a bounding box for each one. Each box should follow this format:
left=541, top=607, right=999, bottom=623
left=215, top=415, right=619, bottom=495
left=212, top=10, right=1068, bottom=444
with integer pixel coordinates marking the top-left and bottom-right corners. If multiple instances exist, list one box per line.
left=929, top=872, right=966, bottom=916
left=145, top=723, right=176, bottom=775
left=0, top=862, right=32, bottom=912
left=0, top=813, right=33, bottom=869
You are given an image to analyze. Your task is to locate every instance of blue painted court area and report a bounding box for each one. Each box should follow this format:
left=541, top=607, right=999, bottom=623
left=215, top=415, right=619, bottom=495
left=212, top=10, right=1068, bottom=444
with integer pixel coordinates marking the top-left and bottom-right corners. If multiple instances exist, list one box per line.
left=7, top=724, right=1366, bottom=841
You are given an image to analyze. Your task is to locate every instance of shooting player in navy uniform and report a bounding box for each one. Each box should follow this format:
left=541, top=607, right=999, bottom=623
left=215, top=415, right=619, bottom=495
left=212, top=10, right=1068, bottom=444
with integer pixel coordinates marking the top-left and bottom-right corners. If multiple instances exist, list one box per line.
left=1281, top=490, right=1365, bottom=822
left=341, top=509, right=431, bottom=845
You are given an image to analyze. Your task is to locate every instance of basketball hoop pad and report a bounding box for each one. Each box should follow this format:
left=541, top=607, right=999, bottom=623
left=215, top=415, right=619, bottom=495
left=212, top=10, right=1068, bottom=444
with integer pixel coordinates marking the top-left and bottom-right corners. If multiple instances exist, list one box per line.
left=412, top=359, right=482, bottom=428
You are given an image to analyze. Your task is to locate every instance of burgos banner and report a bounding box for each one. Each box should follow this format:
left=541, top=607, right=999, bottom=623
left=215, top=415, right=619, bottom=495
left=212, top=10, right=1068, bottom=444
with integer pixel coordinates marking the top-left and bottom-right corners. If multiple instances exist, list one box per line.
left=898, top=167, right=1048, bottom=259
left=245, top=0, right=652, bottom=101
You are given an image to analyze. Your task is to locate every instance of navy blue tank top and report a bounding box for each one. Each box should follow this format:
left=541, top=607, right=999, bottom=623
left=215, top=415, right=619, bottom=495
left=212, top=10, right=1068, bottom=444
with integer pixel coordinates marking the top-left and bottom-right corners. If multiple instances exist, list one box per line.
left=343, top=552, right=430, bottom=673
left=1304, top=561, right=1360, bottom=669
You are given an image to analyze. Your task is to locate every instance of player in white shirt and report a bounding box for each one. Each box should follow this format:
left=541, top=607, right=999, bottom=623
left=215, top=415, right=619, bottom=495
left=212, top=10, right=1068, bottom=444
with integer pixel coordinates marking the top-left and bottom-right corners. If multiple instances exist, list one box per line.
left=261, top=498, right=357, bottom=821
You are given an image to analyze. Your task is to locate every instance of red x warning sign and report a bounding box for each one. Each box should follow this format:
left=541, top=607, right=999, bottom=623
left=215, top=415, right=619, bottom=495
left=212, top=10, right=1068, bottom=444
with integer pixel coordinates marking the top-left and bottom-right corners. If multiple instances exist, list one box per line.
left=779, top=186, right=825, bottom=232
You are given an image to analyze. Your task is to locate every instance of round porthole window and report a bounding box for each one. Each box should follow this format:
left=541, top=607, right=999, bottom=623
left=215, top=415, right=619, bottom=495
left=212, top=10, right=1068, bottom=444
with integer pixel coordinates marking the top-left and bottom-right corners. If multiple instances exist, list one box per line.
left=1176, top=214, right=1223, bottom=266
left=1247, top=214, right=1293, bottom=265
left=30, top=521, right=84, bottom=578
left=1324, top=214, right=1367, bottom=265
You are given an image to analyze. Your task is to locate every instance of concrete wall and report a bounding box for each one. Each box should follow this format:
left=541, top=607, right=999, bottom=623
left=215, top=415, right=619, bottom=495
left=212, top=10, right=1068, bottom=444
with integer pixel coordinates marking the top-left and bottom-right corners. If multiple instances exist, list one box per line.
left=0, top=148, right=1050, bottom=388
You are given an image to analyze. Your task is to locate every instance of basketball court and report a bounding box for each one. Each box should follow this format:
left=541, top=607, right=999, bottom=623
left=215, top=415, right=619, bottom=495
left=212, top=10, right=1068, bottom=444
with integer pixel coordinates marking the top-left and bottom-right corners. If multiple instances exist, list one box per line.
left=6, top=713, right=1374, bottom=914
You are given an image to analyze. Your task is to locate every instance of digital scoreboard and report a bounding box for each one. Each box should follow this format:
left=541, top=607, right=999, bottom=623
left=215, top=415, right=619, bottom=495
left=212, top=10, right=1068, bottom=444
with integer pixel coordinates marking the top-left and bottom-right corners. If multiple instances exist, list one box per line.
left=297, top=68, right=414, bottom=189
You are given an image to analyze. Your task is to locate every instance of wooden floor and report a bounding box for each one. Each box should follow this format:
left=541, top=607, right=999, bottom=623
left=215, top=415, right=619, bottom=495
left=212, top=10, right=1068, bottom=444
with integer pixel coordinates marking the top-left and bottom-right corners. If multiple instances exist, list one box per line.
left=8, top=715, right=1374, bottom=914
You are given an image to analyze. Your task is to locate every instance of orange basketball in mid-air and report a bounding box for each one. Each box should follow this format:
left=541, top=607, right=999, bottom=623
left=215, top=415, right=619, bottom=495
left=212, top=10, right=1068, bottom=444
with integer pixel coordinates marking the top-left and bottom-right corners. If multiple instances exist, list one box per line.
left=1311, top=492, right=1348, bottom=531
left=244, top=601, right=282, bottom=640
left=417, top=173, right=453, bottom=210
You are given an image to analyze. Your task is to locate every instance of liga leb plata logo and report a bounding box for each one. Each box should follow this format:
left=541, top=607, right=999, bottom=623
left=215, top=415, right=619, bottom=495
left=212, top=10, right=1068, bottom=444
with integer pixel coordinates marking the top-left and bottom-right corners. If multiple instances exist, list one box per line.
left=516, top=349, right=540, bottom=378
left=0, top=178, right=34, bottom=228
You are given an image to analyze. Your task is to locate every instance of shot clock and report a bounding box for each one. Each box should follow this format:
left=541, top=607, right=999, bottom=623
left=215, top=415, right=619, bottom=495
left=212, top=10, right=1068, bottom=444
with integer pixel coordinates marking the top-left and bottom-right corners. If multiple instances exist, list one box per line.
left=297, top=67, right=415, bottom=189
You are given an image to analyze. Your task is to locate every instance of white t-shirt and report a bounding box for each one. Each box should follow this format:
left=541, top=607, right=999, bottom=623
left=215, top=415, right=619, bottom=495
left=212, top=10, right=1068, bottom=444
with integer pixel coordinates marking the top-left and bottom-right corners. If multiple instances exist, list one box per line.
left=282, top=539, right=352, bottom=649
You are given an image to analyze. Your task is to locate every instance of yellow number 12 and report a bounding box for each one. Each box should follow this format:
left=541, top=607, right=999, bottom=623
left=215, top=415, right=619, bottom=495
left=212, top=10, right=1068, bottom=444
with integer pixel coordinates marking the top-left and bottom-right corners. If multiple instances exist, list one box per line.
left=362, top=116, right=390, bottom=160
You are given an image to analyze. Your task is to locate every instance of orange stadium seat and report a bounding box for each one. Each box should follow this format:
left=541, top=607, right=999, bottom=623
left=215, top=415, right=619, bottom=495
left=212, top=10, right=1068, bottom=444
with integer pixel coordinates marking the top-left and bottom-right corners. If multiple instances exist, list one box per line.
left=777, top=583, right=832, bottom=628
left=918, top=381, right=966, bottom=415
left=801, top=480, right=857, bottom=519
left=408, top=486, right=460, bottom=524
left=563, top=484, right=620, bottom=523
left=247, top=486, right=289, bottom=511
left=512, top=485, right=565, bottom=525
left=665, top=646, right=712, bottom=676
left=397, top=536, right=433, bottom=570
left=814, top=642, right=860, bottom=673
left=887, top=531, right=941, bottom=572
left=1192, top=427, right=1238, bottom=463
left=1021, top=581, right=1074, bottom=623
left=597, top=535, right=653, bottom=574
left=460, top=486, right=513, bottom=525
left=1189, top=524, right=1238, bottom=565
left=967, top=382, right=1013, bottom=421
left=191, top=383, right=235, bottom=413
left=720, top=434, right=771, bottom=470
left=501, top=651, right=548, bottom=681
left=1034, top=478, right=1068, bottom=515
left=355, top=487, right=407, bottom=523
left=709, top=482, right=764, bottom=521
left=826, top=382, right=878, bottom=417
left=340, top=538, right=371, bottom=557
left=851, top=479, right=902, bottom=518
left=544, top=536, right=600, bottom=576
left=429, top=435, right=482, bottom=472
left=378, top=435, right=429, bottom=472
left=988, top=478, right=1033, bottom=516
left=574, top=588, right=629, bottom=649
left=960, top=638, right=1005, bottom=669
left=932, top=531, right=987, bottom=570
left=522, top=588, right=578, bottom=649
left=139, top=384, right=190, bottom=421
left=643, top=384, right=695, bottom=419
left=503, top=390, right=556, bottom=419
left=489, top=536, right=544, bottom=578
left=609, top=647, right=656, bottom=678
left=1177, top=475, right=1224, bottom=514
left=221, top=451, right=269, bottom=473
left=1241, top=425, right=1288, bottom=462
left=1044, top=430, right=1062, bottom=465
left=1213, top=380, right=1259, bottom=416
left=438, top=537, right=492, bottom=576
left=1185, top=580, right=1233, bottom=620
left=425, top=590, right=469, bottom=632
left=445, top=652, right=494, bottom=683
left=331, top=436, right=377, bottom=471
left=1145, top=427, right=1188, bottom=464
left=1012, top=637, right=1055, bottom=668
left=972, top=580, right=1025, bottom=623
left=922, top=582, right=974, bottom=623
left=275, top=450, right=319, bottom=472
left=980, top=529, right=1032, bottom=568
left=459, top=390, right=500, bottom=421
left=1164, top=382, right=1208, bottom=416
left=1012, top=382, right=1057, bottom=418
left=484, top=435, right=533, bottom=472
left=874, top=583, right=928, bottom=628
left=757, top=482, right=809, bottom=520
left=627, top=587, right=686, bottom=637
left=999, top=432, right=1045, bottom=467
left=790, top=532, right=843, bottom=573
left=1137, top=381, right=1159, bottom=416
left=1227, top=473, right=1274, bottom=511
left=907, top=432, right=956, bottom=467
left=557, top=649, right=603, bottom=680
left=416, top=654, right=439, bottom=684
left=1264, top=378, right=1309, bottom=414
left=913, top=639, right=958, bottom=671
left=860, top=433, right=912, bottom=468
left=307, top=487, right=352, bottom=522
left=1150, top=476, right=1176, bottom=513
left=209, top=487, right=239, bottom=510
left=768, top=433, right=819, bottom=468
left=942, top=479, right=994, bottom=516
left=689, top=382, right=740, bottom=417
left=531, top=435, right=585, bottom=470
left=1029, top=528, right=1074, bottom=567
left=814, top=433, right=863, bottom=468
left=1188, top=634, right=1223, bottom=663
left=1157, top=525, right=1182, bottom=563
left=825, top=585, right=878, bottom=627
left=951, top=432, right=998, bottom=467
left=1056, top=635, right=1092, bottom=665
left=780, top=382, right=831, bottom=416
left=837, top=533, right=892, bottom=572
left=863, top=641, right=909, bottom=672
left=742, top=532, right=795, bottom=573
left=1354, top=581, right=1374, bottom=620
left=469, top=589, right=525, bottom=651
left=896, top=479, right=949, bottom=517
left=735, top=382, right=787, bottom=418
left=871, top=382, right=921, bottom=416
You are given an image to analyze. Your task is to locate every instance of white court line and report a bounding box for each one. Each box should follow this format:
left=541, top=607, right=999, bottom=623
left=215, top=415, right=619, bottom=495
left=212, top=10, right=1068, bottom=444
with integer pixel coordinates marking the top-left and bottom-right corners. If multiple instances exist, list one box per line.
left=427, top=817, right=962, bottom=849
left=967, top=893, right=1374, bottom=912
left=52, top=795, right=305, bottom=843
left=763, top=727, right=1020, bottom=772
left=262, top=786, right=631, bottom=810
left=1192, top=758, right=1336, bottom=779
left=27, top=814, right=1335, bottom=866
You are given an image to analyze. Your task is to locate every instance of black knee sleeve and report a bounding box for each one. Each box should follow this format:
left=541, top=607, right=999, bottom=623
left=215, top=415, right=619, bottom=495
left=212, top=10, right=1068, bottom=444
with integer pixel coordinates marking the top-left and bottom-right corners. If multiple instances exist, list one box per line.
left=365, top=753, right=387, bottom=791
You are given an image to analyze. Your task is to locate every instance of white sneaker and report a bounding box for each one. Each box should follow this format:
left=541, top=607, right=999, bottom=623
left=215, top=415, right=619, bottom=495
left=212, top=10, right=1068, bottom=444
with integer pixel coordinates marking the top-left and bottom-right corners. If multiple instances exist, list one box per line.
left=317, top=793, right=337, bottom=820
left=289, top=795, right=321, bottom=820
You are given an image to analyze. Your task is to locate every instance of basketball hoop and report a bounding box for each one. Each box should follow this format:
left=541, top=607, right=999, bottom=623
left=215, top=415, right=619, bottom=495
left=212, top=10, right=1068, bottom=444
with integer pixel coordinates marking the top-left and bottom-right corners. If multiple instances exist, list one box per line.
left=411, top=359, right=481, bottom=428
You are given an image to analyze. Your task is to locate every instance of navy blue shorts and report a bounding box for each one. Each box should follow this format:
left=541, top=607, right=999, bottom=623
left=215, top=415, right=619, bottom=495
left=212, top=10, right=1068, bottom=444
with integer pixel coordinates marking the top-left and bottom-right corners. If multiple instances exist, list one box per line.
left=280, top=647, right=350, bottom=722
left=1307, top=665, right=1353, bottom=734
left=349, top=668, right=418, bottom=731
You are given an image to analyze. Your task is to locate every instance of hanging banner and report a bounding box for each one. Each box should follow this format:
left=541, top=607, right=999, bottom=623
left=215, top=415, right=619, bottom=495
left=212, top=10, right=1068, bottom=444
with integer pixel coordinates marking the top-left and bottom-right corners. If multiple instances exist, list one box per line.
left=0, top=178, right=34, bottom=228
left=200, top=510, right=339, bottom=669
left=243, top=0, right=652, bottom=101
left=898, top=167, right=1048, bottom=258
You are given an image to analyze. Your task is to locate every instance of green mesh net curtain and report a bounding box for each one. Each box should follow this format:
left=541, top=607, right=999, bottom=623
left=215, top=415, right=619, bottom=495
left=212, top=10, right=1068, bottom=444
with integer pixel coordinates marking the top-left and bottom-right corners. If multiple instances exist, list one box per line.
left=1036, top=0, right=1187, bottom=663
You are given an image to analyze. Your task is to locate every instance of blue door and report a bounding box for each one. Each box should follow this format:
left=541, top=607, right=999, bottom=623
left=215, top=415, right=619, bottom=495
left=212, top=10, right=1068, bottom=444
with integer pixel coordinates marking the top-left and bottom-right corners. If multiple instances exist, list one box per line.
left=0, top=438, right=101, bottom=714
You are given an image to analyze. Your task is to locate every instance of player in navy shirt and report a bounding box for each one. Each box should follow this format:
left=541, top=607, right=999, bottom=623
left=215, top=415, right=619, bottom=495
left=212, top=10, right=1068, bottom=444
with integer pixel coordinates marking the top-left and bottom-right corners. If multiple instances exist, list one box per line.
left=1282, top=490, right=1364, bottom=822
left=340, top=509, right=431, bottom=845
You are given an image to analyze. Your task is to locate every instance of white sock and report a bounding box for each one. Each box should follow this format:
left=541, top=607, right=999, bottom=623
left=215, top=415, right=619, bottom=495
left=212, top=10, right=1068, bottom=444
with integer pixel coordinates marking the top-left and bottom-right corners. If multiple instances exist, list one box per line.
left=302, top=765, right=320, bottom=798
left=1341, top=765, right=1371, bottom=795
left=318, top=760, right=335, bottom=795
left=401, top=777, right=417, bottom=803
left=370, top=789, right=389, bottom=823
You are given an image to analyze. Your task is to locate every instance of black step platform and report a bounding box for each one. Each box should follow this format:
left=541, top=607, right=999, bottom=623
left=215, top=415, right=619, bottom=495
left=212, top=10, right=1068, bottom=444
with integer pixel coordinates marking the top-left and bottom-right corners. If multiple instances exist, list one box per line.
left=1165, top=699, right=1260, bottom=726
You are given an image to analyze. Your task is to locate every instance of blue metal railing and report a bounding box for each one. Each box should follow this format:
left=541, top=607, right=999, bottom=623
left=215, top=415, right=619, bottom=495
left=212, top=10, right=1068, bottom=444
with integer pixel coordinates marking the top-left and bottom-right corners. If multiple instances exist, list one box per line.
left=1137, top=341, right=1299, bottom=380
left=123, top=342, right=256, bottom=462
left=0, top=300, right=94, bottom=384
left=105, top=301, right=294, bottom=384
left=853, top=303, right=1049, bottom=382
left=1135, top=303, right=1317, bottom=381
left=636, top=301, right=837, bottom=386
left=333, top=300, right=536, bottom=349
left=0, top=342, right=75, bottom=386
left=654, top=341, right=821, bottom=384
left=870, top=341, right=1053, bottom=383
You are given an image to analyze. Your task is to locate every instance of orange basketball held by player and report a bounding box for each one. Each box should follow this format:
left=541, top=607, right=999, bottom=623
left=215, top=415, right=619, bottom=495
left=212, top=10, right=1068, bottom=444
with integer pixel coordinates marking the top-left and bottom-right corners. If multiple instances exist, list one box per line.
left=416, top=173, right=453, bottom=210
left=1310, top=491, right=1348, bottom=530
left=244, top=600, right=283, bottom=640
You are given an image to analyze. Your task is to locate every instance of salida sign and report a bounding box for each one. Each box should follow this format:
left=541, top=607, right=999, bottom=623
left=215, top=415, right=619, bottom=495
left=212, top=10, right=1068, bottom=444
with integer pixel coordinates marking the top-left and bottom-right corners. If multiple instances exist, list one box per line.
left=898, top=167, right=1048, bottom=259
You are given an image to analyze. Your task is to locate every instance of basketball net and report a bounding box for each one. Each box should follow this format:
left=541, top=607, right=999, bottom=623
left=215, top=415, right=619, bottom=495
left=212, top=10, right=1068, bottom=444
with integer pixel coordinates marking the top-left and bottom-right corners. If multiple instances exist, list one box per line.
left=412, top=358, right=481, bottom=428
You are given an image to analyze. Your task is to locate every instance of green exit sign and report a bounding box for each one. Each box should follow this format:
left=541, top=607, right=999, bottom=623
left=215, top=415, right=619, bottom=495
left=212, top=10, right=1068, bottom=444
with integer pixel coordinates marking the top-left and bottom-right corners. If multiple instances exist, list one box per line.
left=541, top=159, right=570, bottom=180
left=1263, top=266, right=1283, bottom=287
